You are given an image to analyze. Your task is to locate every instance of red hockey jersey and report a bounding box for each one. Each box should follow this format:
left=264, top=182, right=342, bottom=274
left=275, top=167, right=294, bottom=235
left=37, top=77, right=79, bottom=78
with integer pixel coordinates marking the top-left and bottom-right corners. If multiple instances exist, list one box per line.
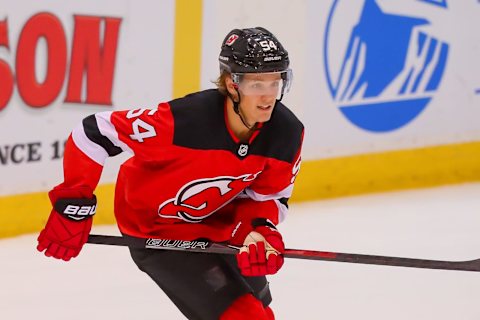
left=61, top=89, right=303, bottom=242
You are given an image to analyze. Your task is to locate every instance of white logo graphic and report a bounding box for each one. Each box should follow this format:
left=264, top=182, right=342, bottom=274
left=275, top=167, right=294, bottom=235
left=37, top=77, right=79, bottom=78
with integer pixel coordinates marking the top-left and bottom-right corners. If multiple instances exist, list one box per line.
left=158, top=172, right=261, bottom=223
left=238, top=144, right=249, bottom=157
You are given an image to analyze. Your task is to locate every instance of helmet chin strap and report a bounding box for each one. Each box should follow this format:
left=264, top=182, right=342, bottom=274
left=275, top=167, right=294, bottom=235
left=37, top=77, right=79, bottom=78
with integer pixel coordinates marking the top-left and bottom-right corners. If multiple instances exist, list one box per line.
left=228, top=89, right=258, bottom=131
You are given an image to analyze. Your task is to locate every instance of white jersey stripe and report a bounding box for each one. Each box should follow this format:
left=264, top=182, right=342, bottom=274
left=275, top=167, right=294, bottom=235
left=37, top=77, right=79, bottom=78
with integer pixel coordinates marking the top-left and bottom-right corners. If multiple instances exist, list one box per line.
left=275, top=199, right=288, bottom=223
left=243, top=184, right=293, bottom=223
left=95, top=112, right=134, bottom=155
left=244, top=184, right=294, bottom=202
left=71, top=122, right=109, bottom=166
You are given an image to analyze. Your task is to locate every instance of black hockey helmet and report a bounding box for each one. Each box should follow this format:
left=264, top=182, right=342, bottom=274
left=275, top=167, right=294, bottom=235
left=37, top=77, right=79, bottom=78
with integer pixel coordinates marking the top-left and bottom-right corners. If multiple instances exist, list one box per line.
left=219, top=27, right=293, bottom=100
left=219, top=27, right=290, bottom=74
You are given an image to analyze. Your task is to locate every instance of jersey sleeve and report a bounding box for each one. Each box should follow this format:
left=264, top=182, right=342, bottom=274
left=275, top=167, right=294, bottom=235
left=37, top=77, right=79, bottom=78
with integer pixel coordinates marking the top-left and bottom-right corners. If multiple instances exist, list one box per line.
left=59, top=103, right=174, bottom=190
left=235, top=129, right=304, bottom=225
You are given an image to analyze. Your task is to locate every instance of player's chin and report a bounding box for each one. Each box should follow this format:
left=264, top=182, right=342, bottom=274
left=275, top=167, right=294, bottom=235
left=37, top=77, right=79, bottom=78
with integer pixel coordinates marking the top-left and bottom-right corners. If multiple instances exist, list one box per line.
left=255, top=114, right=272, bottom=124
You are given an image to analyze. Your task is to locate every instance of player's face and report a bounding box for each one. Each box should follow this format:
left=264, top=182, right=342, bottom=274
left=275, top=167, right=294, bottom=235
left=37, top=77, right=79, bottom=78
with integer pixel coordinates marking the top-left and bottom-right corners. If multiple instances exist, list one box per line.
left=234, top=73, right=282, bottom=123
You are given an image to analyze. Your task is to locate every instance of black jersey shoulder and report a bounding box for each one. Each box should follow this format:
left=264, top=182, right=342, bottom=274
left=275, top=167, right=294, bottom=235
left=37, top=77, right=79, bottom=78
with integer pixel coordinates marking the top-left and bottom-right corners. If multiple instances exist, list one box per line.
left=248, top=101, right=304, bottom=163
left=169, top=89, right=304, bottom=163
left=169, top=89, right=237, bottom=151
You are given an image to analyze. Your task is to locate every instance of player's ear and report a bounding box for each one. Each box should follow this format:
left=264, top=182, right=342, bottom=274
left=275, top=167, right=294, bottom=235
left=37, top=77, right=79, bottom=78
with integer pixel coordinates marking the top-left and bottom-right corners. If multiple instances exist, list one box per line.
left=225, top=76, right=239, bottom=100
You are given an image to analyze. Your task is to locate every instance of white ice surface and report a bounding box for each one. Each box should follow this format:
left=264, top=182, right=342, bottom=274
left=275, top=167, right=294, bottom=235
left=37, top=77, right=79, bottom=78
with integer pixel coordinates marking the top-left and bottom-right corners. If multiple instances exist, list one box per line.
left=2, top=183, right=480, bottom=320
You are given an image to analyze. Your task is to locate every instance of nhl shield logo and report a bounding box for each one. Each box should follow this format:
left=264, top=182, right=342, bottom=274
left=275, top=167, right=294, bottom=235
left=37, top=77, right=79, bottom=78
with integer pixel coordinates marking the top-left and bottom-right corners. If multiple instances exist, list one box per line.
left=237, top=144, right=249, bottom=157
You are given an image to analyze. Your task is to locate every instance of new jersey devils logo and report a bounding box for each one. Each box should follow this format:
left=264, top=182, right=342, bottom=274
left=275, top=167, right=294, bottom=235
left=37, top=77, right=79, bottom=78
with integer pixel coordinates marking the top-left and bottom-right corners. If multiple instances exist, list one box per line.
left=225, top=34, right=239, bottom=46
left=158, top=172, right=261, bottom=223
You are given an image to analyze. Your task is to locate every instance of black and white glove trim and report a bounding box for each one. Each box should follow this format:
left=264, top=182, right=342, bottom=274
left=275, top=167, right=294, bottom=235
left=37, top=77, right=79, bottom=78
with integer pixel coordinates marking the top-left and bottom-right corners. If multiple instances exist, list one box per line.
left=54, top=195, right=97, bottom=221
left=251, top=218, right=277, bottom=230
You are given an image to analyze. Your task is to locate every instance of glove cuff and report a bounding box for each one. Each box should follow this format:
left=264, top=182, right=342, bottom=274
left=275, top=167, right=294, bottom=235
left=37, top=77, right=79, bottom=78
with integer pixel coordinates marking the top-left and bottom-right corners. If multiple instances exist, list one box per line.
left=251, top=218, right=277, bottom=230
left=54, top=195, right=97, bottom=221
left=49, top=186, right=96, bottom=221
left=231, top=218, right=277, bottom=246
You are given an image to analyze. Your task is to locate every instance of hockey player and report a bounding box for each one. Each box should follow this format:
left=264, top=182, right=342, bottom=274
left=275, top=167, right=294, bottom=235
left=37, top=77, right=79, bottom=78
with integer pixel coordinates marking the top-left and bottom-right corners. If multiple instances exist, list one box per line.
left=37, top=27, right=304, bottom=320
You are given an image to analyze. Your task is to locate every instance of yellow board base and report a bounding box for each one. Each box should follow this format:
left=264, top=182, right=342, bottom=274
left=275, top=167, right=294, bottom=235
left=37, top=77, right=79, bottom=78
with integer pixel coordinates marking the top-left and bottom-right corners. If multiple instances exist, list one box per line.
left=291, top=140, right=480, bottom=202
left=0, top=184, right=116, bottom=239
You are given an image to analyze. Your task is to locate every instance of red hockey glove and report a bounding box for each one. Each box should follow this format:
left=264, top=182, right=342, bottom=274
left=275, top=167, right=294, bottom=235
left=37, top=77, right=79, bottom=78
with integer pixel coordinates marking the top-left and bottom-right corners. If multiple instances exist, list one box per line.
left=231, top=218, right=285, bottom=277
left=37, top=186, right=96, bottom=261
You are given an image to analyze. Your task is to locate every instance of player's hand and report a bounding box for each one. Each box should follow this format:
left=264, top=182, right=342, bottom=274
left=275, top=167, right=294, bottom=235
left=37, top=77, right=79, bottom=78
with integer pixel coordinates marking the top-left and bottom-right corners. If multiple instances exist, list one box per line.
left=231, top=219, right=285, bottom=276
left=37, top=186, right=96, bottom=261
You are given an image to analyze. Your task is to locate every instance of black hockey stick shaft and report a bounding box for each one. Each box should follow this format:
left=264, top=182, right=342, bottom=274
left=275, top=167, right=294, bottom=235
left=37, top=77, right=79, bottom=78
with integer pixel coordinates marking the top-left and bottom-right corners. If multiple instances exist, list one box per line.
left=87, top=234, right=480, bottom=272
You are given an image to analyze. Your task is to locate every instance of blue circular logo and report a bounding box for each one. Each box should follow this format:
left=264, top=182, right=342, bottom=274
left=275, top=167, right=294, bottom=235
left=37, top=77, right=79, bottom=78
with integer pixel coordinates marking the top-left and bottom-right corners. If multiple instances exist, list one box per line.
left=324, top=0, right=449, bottom=132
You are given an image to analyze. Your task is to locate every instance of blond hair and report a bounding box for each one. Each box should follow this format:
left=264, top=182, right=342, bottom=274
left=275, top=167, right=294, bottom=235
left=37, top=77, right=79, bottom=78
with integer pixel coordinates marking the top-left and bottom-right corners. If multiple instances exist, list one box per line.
left=213, top=71, right=230, bottom=96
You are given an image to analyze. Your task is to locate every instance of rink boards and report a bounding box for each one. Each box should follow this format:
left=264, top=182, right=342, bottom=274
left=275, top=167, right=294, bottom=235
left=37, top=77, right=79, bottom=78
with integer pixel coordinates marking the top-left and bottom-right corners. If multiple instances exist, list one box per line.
left=1, top=0, right=479, bottom=237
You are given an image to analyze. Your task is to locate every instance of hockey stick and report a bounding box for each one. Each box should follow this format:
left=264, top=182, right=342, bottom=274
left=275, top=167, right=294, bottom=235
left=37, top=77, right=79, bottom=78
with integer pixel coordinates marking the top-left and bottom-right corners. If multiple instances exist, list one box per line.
left=87, top=234, right=480, bottom=272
